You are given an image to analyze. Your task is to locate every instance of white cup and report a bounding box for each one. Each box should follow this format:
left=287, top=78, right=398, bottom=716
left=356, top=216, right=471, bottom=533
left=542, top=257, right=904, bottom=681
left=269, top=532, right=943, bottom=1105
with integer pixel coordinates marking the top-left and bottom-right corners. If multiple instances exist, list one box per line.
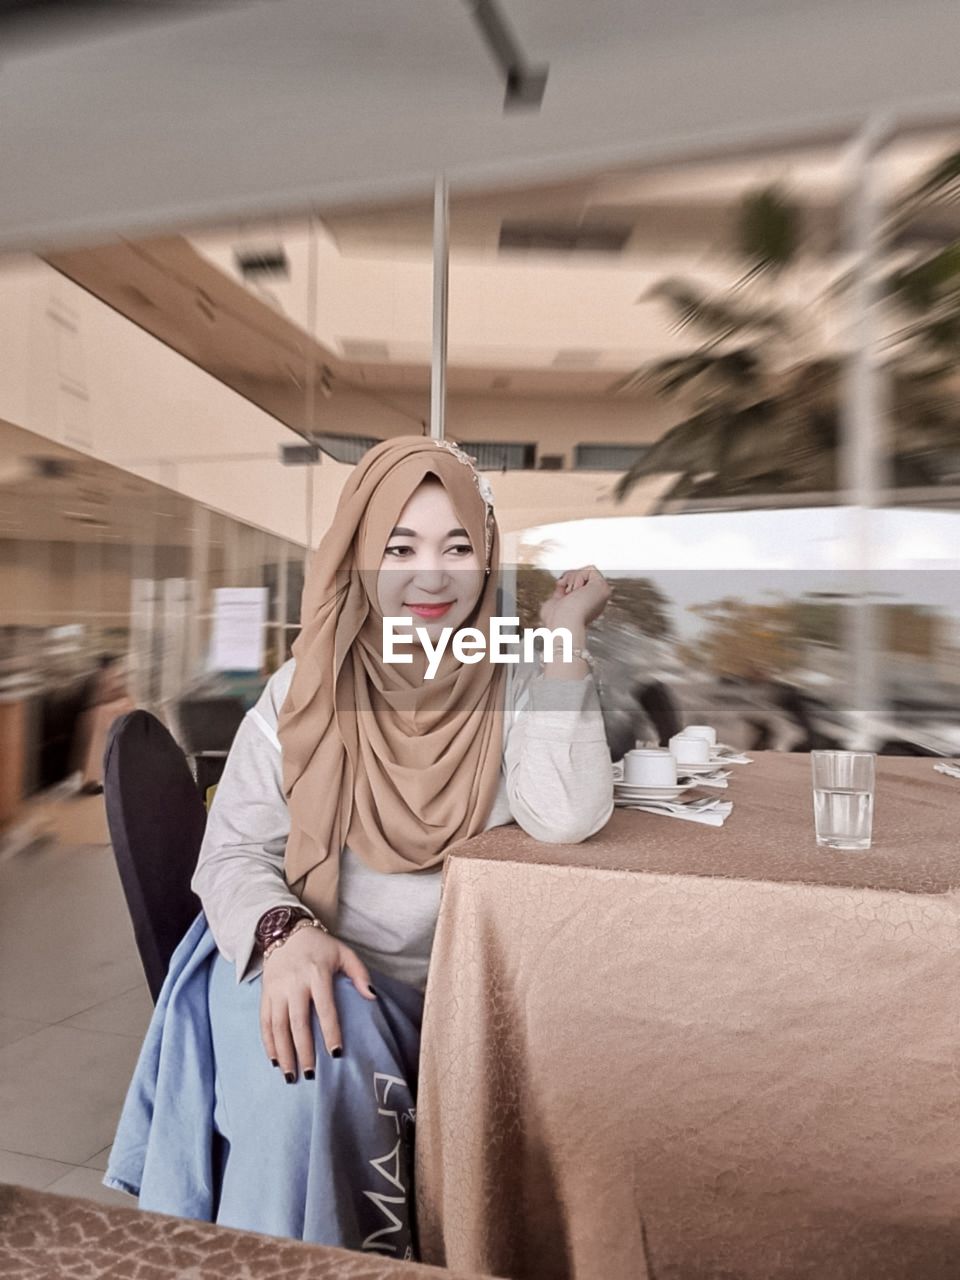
left=623, top=748, right=677, bottom=787
left=683, top=724, right=717, bottom=747
left=668, top=733, right=711, bottom=765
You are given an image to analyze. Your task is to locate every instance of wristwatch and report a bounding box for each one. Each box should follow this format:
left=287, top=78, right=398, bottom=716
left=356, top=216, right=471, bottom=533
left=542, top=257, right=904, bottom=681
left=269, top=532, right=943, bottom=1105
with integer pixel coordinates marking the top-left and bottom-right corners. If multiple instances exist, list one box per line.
left=254, top=905, right=313, bottom=955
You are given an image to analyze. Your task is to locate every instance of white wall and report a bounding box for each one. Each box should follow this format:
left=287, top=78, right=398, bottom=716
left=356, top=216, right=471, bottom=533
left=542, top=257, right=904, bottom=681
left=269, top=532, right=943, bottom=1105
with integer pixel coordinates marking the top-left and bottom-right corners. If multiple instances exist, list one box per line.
left=194, top=226, right=747, bottom=368
left=0, top=257, right=678, bottom=551
left=0, top=539, right=186, bottom=627
left=0, top=256, right=353, bottom=546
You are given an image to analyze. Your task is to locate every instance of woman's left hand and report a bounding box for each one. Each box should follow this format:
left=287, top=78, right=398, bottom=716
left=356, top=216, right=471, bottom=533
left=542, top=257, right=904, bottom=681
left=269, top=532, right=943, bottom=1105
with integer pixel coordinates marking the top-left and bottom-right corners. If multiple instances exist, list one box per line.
left=539, top=565, right=611, bottom=634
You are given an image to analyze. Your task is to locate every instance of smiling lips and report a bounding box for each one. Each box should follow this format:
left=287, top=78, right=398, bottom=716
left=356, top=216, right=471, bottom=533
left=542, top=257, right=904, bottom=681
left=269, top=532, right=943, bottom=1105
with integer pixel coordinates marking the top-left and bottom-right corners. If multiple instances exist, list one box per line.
left=404, top=601, right=455, bottom=619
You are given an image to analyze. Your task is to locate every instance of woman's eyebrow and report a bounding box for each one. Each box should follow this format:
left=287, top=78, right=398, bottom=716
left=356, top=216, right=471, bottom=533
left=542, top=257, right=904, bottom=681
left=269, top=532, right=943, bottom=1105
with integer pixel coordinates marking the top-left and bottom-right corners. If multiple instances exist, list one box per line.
left=387, top=526, right=470, bottom=538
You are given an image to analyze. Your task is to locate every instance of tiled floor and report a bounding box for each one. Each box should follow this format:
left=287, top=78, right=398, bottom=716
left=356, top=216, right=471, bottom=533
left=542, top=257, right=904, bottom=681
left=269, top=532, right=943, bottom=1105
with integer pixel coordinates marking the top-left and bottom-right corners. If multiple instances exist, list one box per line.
left=0, top=793, right=152, bottom=1208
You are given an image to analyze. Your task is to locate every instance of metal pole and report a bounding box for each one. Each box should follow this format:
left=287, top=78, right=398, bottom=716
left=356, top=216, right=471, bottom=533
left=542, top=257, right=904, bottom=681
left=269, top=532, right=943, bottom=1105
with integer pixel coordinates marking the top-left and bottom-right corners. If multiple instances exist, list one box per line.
left=305, top=212, right=319, bottom=548
left=430, top=174, right=449, bottom=440
left=188, top=504, right=209, bottom=681
left=841, top=114, right=892, bottom=750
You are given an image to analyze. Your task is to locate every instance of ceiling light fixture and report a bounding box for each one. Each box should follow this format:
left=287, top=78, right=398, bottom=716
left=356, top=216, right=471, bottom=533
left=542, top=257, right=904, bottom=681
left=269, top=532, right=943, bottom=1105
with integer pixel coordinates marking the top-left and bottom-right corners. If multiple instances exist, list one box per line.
left=234, top=245, right=290, bottom=280
left=461, top=0, right=548, bottom=111
left=280, top=443, right=320, bottom=466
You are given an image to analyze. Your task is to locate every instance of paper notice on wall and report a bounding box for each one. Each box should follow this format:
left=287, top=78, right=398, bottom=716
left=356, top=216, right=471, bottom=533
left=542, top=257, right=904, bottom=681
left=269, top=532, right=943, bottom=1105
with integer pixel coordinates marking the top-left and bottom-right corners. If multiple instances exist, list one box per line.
left=209, top=587, right=268, bottom=672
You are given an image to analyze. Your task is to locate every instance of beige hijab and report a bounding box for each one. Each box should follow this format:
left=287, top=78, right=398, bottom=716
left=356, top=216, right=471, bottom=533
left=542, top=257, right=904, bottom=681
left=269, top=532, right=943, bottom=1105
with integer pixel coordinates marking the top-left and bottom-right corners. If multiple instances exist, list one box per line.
left=277, top=436, right=506, bottom=925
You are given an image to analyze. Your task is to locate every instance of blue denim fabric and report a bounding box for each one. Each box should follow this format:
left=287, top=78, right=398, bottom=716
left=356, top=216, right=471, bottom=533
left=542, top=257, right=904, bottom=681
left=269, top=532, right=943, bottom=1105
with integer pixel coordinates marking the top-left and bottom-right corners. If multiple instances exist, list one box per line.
left=106, top=915, right=424, bottom=1258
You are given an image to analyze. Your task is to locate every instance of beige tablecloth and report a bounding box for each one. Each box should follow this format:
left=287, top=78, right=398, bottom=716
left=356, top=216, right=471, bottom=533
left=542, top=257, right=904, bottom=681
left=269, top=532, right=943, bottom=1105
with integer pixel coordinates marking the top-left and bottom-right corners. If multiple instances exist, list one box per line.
left=416, top=754, right=960, bottom=1280
left=0, top=1183, right=491, bottom=1280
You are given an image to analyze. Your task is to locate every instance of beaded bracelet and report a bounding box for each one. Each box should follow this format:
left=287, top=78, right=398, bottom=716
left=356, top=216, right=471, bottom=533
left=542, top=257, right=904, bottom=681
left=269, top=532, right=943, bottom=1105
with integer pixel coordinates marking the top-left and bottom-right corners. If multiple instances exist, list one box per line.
left=262, top=917, right=327, bottom=962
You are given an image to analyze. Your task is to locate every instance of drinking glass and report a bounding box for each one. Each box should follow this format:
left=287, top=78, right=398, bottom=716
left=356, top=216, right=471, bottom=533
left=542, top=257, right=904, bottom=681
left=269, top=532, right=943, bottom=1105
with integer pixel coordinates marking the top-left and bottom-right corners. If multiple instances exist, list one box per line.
left=811, top=751, right=876, bottom=850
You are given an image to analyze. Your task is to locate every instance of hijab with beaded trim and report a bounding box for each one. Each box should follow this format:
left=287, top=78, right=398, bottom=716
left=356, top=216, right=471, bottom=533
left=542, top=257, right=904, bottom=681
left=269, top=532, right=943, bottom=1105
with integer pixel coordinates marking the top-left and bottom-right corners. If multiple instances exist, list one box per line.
left=276, top=436, right=506, bottom=925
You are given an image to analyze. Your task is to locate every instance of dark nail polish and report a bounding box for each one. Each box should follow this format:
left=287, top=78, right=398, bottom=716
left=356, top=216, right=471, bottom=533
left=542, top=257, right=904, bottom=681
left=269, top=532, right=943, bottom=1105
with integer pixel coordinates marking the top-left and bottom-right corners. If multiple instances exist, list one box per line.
left=284, top=1072, right=295, bottom=1083
left=270, top=1058, right=279, bottom=1068
left=304, top=1068, right=315, bottom=1080
left=331, top=1047, right=343, bottom=1059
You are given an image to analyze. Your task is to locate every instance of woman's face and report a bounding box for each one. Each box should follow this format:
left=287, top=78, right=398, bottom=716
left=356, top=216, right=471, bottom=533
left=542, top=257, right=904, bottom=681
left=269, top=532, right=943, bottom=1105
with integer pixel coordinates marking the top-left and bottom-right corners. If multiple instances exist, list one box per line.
left=377, top=479, right=485, bottom=641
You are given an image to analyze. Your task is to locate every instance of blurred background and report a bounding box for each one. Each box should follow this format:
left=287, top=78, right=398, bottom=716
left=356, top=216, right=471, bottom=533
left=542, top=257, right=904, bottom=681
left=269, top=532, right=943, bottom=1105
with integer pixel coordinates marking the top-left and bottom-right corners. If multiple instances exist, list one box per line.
left=3, top=0, right=960, bottom=843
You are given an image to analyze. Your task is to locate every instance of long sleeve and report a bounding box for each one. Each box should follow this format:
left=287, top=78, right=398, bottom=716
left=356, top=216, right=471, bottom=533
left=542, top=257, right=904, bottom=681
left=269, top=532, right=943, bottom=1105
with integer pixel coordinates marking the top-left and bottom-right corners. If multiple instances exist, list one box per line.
left=190, top=661, right=308, bottom=981
left=503, top=665, right=614, bottom=844
left=192, top=656, right=614, bottom=983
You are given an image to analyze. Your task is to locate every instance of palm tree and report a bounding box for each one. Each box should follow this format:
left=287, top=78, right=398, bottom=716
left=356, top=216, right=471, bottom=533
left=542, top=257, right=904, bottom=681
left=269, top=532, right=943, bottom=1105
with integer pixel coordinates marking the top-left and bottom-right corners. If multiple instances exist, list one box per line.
left=616, top=151, right=960, bottom=507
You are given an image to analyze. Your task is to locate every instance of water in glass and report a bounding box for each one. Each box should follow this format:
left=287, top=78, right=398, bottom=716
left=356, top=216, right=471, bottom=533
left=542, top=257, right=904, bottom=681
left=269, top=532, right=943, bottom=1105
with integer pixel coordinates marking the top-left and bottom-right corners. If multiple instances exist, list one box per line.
left=813, top=786, right=874, bottom=850
left=811, top=751, right=876, bottom=851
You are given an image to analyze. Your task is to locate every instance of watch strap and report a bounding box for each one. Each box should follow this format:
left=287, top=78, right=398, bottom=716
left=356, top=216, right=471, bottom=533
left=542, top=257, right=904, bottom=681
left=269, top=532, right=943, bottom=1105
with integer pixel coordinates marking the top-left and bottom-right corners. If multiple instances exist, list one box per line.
left=254, top=904, right=310, bottom=952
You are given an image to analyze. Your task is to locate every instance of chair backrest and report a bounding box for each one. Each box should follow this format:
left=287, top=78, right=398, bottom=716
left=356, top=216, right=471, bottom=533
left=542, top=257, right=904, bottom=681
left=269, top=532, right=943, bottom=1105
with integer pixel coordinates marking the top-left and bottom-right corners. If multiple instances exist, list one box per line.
left=103, top=710, right=206, bottom=1002
left=635, top=680, right=684, bottom=746
left=176, top=696, right=246, bottom=754
left=38, top=679, right=89, bottom=788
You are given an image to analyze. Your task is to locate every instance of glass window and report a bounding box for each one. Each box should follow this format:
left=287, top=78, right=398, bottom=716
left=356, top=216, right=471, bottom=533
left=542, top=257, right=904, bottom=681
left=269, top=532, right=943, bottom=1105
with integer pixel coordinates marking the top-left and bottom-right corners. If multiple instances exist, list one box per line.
left=574, top=443, right=651, bottom=472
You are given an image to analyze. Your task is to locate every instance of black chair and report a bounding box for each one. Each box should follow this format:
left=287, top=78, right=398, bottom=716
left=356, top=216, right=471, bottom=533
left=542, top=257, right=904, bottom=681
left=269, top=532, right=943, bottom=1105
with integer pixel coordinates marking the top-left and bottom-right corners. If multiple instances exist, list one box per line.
left=772, top=683, right=842, bottom=752
left=604, top=679, right=685, bottom=759
left=877, top=738, right=940, bottom=757
left=177, top=696, right=246, bottom=796
left=38, top=678, right=89, bottom=788
left=635, top=680, right=684, bottom=747
left=103, top=711, right=206, bottom=1002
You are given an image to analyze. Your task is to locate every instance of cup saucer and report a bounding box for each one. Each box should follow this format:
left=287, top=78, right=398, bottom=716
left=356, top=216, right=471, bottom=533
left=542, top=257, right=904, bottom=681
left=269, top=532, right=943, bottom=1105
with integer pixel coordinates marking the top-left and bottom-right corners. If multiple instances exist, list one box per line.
left=614, top=781, right=695, bottom=800
left=675, top=761, right=718, bottom=776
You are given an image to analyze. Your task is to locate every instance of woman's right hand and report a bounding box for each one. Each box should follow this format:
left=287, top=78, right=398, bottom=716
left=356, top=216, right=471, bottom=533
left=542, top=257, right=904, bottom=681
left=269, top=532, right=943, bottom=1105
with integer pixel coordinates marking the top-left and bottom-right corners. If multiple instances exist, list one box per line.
left=259, top=926, right=376, bottom=1080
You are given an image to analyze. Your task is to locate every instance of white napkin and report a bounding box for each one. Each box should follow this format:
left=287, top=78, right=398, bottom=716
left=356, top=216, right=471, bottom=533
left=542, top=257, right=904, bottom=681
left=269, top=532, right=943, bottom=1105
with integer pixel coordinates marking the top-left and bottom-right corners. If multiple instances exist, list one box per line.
left=934, top=761, right=960, bottom=779
left=686, top=770, right=731, bottom=789
left=712, top=749, right=753, bottom=765
left=617, top=799, right=733, bottom=827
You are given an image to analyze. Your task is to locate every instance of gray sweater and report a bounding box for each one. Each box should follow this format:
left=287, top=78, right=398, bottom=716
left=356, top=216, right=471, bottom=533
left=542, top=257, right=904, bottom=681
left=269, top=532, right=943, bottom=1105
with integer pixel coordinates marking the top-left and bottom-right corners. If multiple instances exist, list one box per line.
left=191, top=658, right=614, bottom=990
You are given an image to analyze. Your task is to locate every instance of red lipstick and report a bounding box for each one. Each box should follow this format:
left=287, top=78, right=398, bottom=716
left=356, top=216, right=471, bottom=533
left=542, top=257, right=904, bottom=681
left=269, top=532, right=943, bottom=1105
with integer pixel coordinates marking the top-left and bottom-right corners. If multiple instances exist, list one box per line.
left=404, top=601, right=454, bottom=620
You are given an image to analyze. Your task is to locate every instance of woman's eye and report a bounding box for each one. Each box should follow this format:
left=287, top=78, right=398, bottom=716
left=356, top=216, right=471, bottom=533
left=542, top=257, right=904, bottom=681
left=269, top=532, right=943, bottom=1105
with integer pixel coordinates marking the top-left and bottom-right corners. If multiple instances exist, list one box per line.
left=384, top=545, right=413, bottom=558
left=447, top=543, right=474, bottom=557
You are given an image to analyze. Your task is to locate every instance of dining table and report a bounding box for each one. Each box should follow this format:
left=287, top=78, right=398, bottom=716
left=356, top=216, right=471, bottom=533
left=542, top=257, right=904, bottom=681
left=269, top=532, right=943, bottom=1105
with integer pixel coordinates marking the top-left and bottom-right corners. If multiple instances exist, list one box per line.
left=0, top=1183, right=492, bottom=1280
left=415, top=752, right=960, bottom=1280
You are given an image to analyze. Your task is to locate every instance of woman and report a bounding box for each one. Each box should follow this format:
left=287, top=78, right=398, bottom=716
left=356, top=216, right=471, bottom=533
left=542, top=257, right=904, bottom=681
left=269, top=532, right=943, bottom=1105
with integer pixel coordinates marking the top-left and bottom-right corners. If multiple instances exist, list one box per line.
left=72, top=654, right=135, bottom=794
left=106, top=436, right=614, bottom=1256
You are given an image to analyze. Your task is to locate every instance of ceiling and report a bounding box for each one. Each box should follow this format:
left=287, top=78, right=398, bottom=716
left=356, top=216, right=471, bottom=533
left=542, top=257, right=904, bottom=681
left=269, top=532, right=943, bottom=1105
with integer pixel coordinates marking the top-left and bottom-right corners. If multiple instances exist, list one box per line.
left=316, top=134, right=960, bottom=258
left=46, top=228, right=646, bottom=420
left=0, top=0, right=244, bottom=52
left=2, top=0, right=960, bottom=252
left=44, top=236, right=351, bottom=435
left=40, top=129, right=960, bottom=430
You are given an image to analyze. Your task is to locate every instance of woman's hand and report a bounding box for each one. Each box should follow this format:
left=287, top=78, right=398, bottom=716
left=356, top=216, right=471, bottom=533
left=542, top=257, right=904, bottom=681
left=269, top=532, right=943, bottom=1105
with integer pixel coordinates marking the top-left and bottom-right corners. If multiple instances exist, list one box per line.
left=539, top=565, right=611, bottom=636
left=259, top=926, right=376, bottom=1080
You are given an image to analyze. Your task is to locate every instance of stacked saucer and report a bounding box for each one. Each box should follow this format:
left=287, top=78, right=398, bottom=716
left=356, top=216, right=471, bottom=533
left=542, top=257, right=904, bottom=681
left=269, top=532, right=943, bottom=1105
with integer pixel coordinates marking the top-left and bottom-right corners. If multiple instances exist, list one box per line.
left=614, top=779, right=696, bottom=803
left=672, top=760, right=718, bottom=777
left=613, top=746, right=700, bottom=805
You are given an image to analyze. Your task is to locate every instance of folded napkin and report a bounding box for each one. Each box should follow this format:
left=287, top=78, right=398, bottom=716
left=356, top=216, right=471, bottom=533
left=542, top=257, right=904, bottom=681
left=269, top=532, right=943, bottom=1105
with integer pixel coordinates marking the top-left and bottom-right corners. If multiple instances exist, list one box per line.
left=934, top=761, right=960, bottom=779
left=687, top=770, right=731, bottom=789
left=712, top=750, right=753, bottom=765
left=617, top=799, right=733, bottom=827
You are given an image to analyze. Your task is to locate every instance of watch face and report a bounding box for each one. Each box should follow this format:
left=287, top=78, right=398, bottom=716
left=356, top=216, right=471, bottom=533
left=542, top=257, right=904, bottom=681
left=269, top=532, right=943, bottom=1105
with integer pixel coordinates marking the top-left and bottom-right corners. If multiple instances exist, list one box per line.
left=256, top=906, right=295, bottom=944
